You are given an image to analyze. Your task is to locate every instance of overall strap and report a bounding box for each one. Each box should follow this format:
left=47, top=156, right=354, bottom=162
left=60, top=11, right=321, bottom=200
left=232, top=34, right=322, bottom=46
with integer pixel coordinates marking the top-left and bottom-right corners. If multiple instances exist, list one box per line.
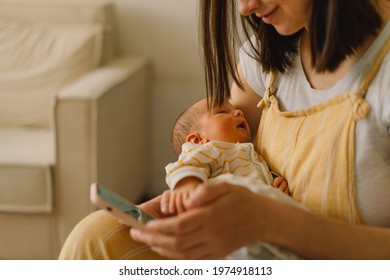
left=357, top=38, right=390, bottom=97
left=257, top=70, right=278, bottom=108
left=266, top=70, right=278, bottom=97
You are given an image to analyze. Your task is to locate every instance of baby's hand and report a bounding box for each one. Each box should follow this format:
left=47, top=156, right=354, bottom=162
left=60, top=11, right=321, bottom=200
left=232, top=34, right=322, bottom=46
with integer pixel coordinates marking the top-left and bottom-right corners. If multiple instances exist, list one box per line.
left=161, top=177, right=202, bottom=215
left=170, top=184, right=198, bottom=214
left=272, top=176, right=290, bottom=195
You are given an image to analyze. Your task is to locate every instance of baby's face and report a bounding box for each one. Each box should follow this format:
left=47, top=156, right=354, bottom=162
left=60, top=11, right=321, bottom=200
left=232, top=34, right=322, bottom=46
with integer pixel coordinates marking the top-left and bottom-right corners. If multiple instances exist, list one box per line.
left=196, top=99, right=251, bottom=143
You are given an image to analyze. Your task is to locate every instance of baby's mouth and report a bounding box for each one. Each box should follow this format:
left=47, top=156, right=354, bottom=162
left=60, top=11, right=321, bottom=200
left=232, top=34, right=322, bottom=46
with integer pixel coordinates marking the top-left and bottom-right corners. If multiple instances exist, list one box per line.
left=237, top=121, right=246, bottom=129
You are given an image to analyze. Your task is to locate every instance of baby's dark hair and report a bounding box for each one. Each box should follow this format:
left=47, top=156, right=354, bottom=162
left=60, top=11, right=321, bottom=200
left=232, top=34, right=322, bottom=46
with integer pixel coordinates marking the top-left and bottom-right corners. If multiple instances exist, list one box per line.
left=171, top=101, right=203, bottom=156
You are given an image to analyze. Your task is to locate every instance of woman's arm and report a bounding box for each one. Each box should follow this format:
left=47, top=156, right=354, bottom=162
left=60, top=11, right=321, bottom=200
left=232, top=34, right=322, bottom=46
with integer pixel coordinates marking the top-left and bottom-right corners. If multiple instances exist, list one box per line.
left=230, top=64, right=262, bottom=138
left=270, top=197, right=390, bottom=259
left=132, top=183, right=390, bottom=259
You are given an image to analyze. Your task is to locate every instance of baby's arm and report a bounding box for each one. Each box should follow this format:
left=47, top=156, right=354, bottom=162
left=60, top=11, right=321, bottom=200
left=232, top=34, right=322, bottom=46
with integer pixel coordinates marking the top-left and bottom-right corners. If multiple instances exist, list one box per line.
left=165, top=176, right=203, bottom=214
left=165, top=143, right=220, bottom=214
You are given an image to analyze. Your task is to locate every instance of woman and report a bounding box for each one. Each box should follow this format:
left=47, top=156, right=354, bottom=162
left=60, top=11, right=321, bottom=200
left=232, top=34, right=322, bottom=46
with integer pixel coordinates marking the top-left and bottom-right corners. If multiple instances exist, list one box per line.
left=59, top=0, right=390, bottom=259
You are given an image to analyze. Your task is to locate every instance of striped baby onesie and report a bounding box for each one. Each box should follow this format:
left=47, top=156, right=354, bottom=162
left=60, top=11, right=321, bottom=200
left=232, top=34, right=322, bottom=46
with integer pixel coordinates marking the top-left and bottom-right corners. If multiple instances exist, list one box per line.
left=165, top=141, right=273, bottom=190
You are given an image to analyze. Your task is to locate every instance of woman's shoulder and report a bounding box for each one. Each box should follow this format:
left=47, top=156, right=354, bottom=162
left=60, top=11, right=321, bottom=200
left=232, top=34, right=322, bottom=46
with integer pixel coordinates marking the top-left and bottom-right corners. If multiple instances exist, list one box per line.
left=365, top=22, right=390, bottom=110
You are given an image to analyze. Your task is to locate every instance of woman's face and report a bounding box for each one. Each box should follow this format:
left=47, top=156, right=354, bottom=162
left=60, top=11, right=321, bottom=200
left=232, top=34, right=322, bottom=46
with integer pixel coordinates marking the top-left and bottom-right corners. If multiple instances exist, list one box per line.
left=237, top=0, right=311, bottom=35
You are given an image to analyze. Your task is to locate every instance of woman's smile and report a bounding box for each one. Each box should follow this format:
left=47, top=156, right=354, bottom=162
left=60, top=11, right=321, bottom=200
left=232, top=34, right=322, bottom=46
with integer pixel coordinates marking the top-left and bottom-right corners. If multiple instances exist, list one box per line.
left=256, top=6, right=279, bottom=24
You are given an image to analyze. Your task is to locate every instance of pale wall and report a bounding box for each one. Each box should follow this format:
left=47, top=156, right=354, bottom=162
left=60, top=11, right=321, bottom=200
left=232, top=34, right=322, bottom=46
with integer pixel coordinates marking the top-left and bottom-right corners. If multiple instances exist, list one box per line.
left=113, top=0, right=206, bottom=196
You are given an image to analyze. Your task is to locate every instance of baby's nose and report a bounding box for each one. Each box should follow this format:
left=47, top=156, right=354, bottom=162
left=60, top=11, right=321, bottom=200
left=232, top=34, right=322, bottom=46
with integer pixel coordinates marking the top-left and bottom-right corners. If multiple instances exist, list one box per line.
left=234, top=109, right=244, bottom=117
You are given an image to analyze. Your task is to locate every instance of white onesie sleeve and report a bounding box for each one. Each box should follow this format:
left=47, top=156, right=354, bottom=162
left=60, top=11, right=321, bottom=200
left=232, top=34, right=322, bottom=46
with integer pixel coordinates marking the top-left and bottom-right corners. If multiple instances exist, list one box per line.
left=165, top=142, right=220, bottom=190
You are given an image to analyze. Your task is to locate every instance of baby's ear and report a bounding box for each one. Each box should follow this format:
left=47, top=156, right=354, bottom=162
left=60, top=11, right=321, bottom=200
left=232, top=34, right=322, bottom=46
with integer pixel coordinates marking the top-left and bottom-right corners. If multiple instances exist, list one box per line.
left=186, top=133, right=207, bottom=144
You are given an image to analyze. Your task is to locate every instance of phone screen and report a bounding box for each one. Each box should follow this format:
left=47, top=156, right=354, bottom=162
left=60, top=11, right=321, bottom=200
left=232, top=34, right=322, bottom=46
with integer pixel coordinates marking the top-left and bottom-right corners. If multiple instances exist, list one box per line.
left=96, top=184, right=154, bottom=224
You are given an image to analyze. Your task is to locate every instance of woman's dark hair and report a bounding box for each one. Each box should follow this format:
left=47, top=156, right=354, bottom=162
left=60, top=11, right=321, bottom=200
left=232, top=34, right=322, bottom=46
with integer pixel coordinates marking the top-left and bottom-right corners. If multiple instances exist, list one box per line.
left=199, top=0, right=383, bottom=108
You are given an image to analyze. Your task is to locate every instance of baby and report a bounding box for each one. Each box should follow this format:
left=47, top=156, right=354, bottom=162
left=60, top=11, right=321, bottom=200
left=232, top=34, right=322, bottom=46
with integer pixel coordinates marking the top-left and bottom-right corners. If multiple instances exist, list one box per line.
left=165, top=98, right=289, bottom=214
left=163, top=98, right=303, bottom=259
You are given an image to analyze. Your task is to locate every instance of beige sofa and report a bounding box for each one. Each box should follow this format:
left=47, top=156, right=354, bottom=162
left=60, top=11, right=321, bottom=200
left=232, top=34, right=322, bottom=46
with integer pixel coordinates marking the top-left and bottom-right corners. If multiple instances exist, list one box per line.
left=0, top=0, right=150, bottom=259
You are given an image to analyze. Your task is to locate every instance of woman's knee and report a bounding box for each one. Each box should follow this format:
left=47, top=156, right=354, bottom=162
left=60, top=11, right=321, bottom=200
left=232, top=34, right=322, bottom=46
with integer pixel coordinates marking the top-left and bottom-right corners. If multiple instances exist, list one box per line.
left=59, top=210, right=165, bottom=260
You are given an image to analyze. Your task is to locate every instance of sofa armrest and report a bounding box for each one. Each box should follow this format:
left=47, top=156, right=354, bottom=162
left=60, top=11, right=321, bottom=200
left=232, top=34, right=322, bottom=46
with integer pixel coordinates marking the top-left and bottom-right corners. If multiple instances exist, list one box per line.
left=54, top=55, right=151, bottom=246
left=56, top=56, right=149, bottom=100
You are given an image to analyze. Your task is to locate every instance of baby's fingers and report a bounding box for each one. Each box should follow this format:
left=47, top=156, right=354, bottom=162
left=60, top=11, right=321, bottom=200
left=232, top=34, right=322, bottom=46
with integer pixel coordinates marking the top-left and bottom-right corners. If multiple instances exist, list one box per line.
left=169, top=192, right=178, bottom=214
left=272, top=177, right=284, bottom=188
left=161, top=190, right=171, bottom=214
left=175, top=192, right=186, bottom=213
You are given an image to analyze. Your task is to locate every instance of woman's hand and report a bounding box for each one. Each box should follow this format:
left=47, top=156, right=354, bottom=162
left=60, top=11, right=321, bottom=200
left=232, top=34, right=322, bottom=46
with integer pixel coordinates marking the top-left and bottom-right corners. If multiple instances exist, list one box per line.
left=130, top=182, right=279, bottom=259
left=138, top=194, right=173, bottom=219
left=133, top=180, right=390, bottom=260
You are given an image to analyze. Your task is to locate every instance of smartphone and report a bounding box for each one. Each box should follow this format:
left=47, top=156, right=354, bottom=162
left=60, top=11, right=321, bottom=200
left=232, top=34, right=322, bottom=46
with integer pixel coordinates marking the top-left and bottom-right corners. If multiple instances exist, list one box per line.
left=90, top=183, right=154, bottom=229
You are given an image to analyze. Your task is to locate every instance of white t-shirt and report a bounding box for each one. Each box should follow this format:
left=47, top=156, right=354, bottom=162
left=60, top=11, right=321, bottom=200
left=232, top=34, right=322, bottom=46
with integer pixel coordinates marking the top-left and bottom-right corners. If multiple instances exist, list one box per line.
left=239, top=22, right=390, bottom=227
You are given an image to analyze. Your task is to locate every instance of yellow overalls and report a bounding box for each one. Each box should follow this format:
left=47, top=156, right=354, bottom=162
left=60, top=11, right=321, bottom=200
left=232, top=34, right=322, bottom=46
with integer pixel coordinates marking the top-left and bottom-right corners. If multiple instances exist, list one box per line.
left=256, top=39, right=390, bottom=224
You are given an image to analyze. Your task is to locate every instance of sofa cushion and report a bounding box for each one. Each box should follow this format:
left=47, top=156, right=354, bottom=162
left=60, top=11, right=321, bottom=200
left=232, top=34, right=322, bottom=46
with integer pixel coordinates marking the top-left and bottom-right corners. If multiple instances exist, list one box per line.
left=0, top=20, right=103, bottom=128
left=0, top=0, right=116, bottom=64
left=0, top=128, right=54, bottom=213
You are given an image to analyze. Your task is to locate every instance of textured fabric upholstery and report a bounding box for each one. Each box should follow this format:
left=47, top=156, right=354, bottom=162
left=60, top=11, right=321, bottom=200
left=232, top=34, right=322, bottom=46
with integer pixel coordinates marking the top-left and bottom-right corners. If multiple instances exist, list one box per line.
left=0, top=128, right=53, bottom=213
left=0, top=20, right=103, bottom=128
